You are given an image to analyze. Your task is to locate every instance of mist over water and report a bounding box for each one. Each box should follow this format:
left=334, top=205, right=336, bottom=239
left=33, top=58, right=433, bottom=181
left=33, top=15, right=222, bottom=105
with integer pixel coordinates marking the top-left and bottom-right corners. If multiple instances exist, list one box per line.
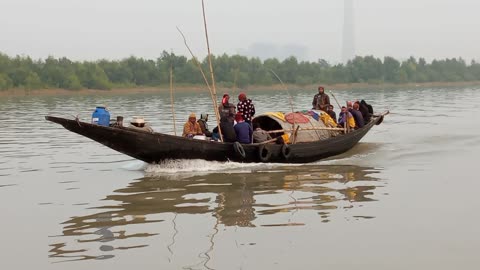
left=1, top=86, right=479, bottom=269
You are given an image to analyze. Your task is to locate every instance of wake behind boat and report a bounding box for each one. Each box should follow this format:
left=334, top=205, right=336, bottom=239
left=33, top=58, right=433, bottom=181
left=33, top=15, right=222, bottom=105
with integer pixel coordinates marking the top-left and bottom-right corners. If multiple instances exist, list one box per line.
left=45, top=109, right=388, bottom=164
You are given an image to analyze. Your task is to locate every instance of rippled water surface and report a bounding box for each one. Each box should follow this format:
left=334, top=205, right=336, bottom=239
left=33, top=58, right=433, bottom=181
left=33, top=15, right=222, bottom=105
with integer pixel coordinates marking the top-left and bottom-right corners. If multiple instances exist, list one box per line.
left=1, top=87, right=479, bottom=269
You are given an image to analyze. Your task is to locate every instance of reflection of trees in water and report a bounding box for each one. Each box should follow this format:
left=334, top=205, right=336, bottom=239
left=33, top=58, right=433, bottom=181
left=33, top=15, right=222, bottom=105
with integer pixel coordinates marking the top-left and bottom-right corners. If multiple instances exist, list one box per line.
left=49, top=165, right=382, bottom=262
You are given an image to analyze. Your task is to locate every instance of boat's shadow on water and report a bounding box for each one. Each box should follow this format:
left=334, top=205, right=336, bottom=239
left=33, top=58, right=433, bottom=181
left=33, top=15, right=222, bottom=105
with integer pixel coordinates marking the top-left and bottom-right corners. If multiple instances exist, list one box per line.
left=49, top=164, right=386, bottom=263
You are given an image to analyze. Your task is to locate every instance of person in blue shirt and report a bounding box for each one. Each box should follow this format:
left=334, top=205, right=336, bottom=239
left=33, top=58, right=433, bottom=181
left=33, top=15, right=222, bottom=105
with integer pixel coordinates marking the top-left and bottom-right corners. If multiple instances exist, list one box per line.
left=233, top=112, right=253, bottom=144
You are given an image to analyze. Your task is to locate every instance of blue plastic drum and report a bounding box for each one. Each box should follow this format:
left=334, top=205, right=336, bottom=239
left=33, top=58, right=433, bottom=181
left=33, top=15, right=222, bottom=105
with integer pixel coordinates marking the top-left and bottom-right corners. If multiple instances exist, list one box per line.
left=92, top=106, right=110, bottom=126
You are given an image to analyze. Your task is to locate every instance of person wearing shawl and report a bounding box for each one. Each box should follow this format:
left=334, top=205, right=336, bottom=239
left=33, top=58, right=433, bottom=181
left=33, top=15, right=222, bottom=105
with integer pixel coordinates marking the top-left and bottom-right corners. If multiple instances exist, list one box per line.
left=182, top=113, right=203, bottom=138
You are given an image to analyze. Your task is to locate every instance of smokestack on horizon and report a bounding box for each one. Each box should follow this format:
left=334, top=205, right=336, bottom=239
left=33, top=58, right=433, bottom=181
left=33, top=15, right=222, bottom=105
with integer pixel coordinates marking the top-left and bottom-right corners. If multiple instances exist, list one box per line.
left=342, top=0, right=355, bottom=64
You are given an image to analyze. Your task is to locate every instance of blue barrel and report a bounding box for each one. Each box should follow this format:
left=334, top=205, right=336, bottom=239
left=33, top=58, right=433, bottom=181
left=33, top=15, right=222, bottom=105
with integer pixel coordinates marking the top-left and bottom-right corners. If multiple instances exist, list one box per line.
left=91, top=106, right=110, bottom=126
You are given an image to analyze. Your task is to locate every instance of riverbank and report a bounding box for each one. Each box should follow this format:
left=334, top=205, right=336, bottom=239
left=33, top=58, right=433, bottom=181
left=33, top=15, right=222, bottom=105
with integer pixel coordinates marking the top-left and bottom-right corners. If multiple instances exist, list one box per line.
left=1, top=81, right=479, bottom=98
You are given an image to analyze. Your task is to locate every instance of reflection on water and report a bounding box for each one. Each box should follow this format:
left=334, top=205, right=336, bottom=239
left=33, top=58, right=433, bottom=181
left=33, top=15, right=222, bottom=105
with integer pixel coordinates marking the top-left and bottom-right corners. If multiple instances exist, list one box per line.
left=49, top=164, right=383, bottom=263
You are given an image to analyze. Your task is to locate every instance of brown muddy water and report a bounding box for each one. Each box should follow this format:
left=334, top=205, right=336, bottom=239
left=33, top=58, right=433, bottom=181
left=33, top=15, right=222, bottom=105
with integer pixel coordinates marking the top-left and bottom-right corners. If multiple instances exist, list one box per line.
left=0, top=87, right=479, bottom=269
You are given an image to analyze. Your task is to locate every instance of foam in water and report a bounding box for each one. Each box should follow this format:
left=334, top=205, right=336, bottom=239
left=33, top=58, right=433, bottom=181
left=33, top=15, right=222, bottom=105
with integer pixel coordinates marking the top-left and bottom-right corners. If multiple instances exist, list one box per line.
left=144, top=159, right=297, bottom=175
left=121, top=160, right=148, bottom=171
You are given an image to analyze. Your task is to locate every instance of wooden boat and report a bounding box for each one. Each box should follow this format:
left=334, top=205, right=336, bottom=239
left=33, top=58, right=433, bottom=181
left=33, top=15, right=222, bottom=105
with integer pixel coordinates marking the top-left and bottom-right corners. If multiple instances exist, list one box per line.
left=45, top=110, right=388, bottom=164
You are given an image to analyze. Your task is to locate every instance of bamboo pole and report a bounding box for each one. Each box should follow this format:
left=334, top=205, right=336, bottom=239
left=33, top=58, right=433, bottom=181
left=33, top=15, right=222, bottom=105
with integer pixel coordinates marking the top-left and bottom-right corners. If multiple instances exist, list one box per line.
left=201, top=0, right=223, bottom=141
left=328, top=90, right=342, bottom=111
left=292, top=125, right=300, bottom=144
left=176, top=26, right=223, bottom=141
left=268, top=69, right=296, bottom=140
left=252, top=137, right=278, bottom=145
left=169, top=66, right=177, bottom=136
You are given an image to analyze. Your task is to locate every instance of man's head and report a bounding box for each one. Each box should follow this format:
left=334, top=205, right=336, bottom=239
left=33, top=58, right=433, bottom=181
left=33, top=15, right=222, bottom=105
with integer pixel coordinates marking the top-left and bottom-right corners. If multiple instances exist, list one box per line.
left=200, top=113, right=208, bottom=122
left=341, top=106, right=347, bottom=113
left=189, top=113, right=196, bottom=123
left=327, top=104, right=334, bottom=111
left=353, top=103, right=360, bottom=110
left=318, top=86, right=325, bottom=94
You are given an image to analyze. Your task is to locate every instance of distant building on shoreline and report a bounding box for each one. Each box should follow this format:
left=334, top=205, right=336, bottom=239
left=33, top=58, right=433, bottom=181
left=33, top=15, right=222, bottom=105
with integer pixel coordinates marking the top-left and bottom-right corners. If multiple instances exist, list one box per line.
left=342, top=0, right=355, bottom=64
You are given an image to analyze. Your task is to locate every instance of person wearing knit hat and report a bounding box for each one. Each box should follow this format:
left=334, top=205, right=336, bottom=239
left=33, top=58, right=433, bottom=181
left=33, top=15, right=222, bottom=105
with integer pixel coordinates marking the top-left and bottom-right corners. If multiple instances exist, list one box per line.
left=218, top=93, right=236, bottom=123
left=182, top=112, right=204, bottom=138
left=236, top=92, right=255, bottom=126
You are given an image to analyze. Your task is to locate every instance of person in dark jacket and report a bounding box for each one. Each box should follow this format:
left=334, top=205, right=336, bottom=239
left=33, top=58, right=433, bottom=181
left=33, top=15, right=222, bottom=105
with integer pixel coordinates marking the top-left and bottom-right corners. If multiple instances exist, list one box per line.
left=197, top=113, right=212, bottom=137
left=233, top=112, right=253, bottom=144
left=311, top=86, right=330, bottom=111
left=359, top=100, right=372, bottom=122
left=326, top=104, right=337, bottom=124
left=218, top=93, right=236, bottom=123
left=349, top=103, right=365, bottom=128
left=212, top=115, right=236, bottom=142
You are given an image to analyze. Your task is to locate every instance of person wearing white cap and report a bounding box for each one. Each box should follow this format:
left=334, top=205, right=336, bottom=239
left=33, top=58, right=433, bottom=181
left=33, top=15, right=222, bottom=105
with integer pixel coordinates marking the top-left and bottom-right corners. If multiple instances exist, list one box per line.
left=129, top=116, right=153, bottom=132
left=182, top=113, right=203, bottom=138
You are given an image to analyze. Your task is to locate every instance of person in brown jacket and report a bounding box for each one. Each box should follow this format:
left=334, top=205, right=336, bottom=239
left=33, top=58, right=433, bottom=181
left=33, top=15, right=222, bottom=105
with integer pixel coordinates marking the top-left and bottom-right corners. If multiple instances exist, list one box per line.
left=182, top=113, right=203, bottom=138
left=312, top=86, right=331, bottom=111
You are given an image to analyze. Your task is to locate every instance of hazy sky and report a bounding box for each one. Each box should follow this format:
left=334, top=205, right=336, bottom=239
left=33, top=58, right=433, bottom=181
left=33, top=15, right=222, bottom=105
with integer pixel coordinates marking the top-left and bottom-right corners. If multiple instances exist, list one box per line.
left=1, top=0, right=479, bottom=63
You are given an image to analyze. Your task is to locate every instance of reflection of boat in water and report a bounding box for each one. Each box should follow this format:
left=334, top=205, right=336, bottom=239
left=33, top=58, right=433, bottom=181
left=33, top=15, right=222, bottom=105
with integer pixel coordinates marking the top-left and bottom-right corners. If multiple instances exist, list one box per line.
left=45, top=110, right=388, bottom=164
left=49, top=165, right=384, bottom=262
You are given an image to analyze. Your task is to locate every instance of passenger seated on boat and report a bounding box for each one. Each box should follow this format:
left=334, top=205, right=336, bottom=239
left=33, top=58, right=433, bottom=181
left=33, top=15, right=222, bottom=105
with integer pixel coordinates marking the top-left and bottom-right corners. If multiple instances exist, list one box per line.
left=359, top=100, right=372, bottom=122
left=197, top=113, right=213, bottom=137
left=218, top=93, right=236, bottom=123
left=326, top=105, right=337, bottom=124
left=234, top=112, right=253, bottom=144
left=212, top=115, right=237, bottom=142
left=129, top=117, right=153, bottom=132
left=350, top=103, right=365, bottom=128
left=182, top=113, right=204, bottom=138
left=338, top=106, right=356, bottom=129
left=252, top=122, right=272, bottom=143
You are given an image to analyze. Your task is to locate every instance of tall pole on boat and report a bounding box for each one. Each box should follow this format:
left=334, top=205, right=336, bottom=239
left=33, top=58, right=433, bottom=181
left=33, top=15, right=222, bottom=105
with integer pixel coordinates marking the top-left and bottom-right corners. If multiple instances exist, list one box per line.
left=169, top=65, right=177, bottom=136
left=176, top=26, right=223, bottom=141
left=201, top=0, right=223, bottom=141
left=329, top=90, right=346, bottom=133
left=269, top=69, right=296, bottom=141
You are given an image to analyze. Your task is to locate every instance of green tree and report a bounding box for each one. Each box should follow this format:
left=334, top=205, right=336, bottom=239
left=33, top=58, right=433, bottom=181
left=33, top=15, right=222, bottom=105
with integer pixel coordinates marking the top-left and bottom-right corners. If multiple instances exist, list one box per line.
left=0, top=73, right=13, bottom=90
left=24, top=71, right=43, bottom=90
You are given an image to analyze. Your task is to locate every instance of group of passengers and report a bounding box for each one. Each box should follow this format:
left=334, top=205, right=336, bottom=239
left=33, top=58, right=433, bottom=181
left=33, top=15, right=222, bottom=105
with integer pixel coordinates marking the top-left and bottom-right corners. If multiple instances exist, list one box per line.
left=183, top=92, right=271, bottom=144
left=312, top=86, right=372, bottom=130
left=183, top=85, right=373, bottom=142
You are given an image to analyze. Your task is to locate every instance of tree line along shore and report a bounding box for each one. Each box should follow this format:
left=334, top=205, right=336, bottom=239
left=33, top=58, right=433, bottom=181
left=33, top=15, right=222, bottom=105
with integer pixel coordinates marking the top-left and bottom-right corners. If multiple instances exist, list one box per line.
left=1, top=51, right=480, bottom=93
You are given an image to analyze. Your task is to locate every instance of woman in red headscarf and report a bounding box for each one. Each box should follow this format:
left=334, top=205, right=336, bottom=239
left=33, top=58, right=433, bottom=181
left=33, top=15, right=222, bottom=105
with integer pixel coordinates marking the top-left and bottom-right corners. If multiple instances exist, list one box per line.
left=218, top=93, right=236, bottom=123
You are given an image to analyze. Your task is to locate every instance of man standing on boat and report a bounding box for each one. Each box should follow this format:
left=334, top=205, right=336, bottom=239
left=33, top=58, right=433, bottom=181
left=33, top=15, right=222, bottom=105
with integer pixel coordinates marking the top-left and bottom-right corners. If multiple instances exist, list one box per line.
left=312, top=86, right=331, bottom=111
left=218, top=93, right=236, bottom=123
left=237, top=92, right=256, bottom=126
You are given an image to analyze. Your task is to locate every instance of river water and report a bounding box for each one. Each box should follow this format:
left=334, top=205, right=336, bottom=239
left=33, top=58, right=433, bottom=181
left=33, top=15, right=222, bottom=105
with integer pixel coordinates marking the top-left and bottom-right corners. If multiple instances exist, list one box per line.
left=0, top=86, right=479, bottom=269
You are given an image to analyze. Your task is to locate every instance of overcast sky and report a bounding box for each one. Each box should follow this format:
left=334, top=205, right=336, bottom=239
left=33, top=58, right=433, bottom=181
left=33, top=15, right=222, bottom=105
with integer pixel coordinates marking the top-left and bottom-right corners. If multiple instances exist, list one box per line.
left=1, top=0, right=479, bottom=63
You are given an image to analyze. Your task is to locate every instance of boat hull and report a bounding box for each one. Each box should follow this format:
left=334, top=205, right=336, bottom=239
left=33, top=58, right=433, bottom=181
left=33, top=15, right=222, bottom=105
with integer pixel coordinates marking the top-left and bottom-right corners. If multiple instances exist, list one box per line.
left=45, top=114, right=384, bottom=164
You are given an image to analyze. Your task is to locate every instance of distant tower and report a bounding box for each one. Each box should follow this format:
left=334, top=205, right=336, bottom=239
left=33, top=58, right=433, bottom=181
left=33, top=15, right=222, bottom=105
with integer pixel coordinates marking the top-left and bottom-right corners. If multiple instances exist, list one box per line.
left=342, top=0, right=355, bottom=64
